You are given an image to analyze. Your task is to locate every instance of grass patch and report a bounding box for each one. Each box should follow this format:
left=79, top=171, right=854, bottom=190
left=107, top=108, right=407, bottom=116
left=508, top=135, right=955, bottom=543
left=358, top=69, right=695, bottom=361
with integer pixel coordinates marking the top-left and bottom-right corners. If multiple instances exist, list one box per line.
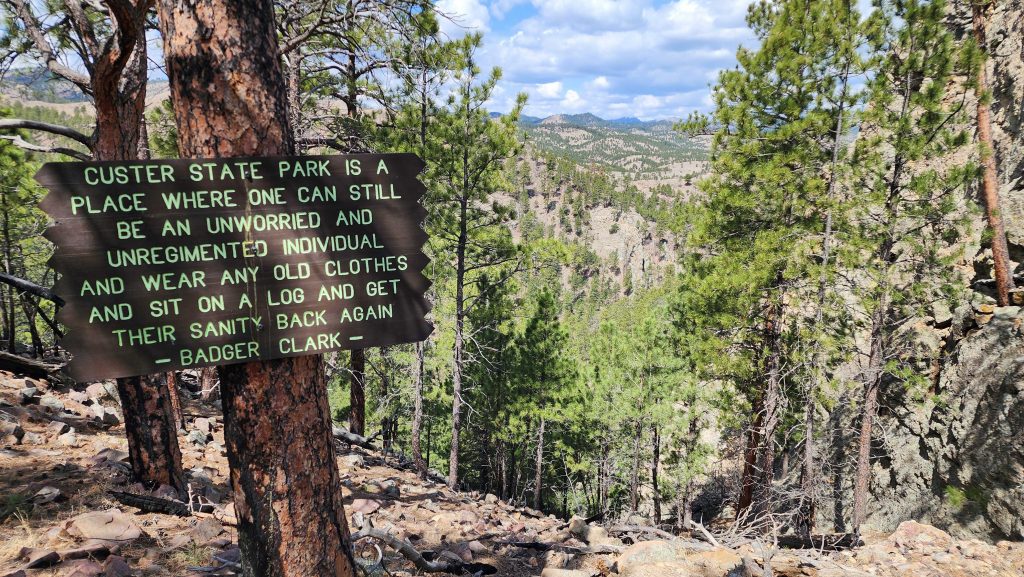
left=0, top=492, right=31, bottom=522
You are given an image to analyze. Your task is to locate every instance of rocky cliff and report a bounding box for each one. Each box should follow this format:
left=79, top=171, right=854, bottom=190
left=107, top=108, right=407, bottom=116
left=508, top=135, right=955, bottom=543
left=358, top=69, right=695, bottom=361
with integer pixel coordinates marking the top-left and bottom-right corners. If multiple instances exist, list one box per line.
left=863, top=0, right=1024, bottom=540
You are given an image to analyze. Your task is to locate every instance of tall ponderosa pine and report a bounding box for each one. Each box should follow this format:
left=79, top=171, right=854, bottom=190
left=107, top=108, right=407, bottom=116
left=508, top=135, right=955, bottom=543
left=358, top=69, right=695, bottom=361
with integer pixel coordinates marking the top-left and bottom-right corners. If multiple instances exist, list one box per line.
left=513, top=289, right=576, bottom=510
left=678, top=0, right=869, bottom=523
left=430, top=33, right=526, bottom=488
left=157, top=0, right=357, bottom=573
left=1, top=0, right=186, bottom=496
left=849, top=0, right=975, bottom=534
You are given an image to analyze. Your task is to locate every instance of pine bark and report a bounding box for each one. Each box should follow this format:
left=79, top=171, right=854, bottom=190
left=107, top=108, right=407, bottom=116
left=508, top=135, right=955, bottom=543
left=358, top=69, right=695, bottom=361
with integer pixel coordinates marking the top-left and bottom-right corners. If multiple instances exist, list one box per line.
left=156, top=1, right=356, bottom=575
left=91, top=4, right=186, bottom=497
left=972, top=2, right=1015, bottom=306
left=116, top=373, right=186, bottom=494
left=349, top=348, right=366, bottom=435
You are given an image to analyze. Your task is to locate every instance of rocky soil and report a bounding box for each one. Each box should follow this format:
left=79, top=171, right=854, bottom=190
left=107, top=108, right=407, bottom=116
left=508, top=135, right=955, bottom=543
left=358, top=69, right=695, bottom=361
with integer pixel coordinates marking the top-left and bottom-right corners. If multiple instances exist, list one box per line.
left=2, top=372, right=1022, bottom=577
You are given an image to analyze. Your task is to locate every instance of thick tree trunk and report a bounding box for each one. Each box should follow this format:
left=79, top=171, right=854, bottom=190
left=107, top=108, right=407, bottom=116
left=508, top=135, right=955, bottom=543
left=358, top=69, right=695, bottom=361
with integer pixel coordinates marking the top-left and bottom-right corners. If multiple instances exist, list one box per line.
left=533, top=417, right=545, bottom=510
left=737, top=401, right=763, bottom=515
left=117, top=373, right=186, bottom=495
left=157, top=1, right=356, bottom=575
left=411, top=341, right=426, bottom=475
left=91, top=13, right=186, bottom=496
left=349, top=348, right=366, bottom=435
left=972, top=2, right=1015, bottom=306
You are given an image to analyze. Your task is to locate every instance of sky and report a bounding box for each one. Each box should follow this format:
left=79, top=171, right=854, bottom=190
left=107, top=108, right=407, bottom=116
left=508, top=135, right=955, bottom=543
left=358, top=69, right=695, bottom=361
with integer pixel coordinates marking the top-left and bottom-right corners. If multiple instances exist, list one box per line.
left=434, top=0, right=756, bottom=121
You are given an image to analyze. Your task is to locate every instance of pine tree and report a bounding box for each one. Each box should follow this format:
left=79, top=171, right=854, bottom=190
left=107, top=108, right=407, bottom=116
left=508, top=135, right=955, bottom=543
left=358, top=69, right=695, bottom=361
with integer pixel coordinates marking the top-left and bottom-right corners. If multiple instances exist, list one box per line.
left=429, top=33, right=526, bottom=488
left=677, top=0, right=870, bottom=524
left=848, top=0, right=975, bottom=534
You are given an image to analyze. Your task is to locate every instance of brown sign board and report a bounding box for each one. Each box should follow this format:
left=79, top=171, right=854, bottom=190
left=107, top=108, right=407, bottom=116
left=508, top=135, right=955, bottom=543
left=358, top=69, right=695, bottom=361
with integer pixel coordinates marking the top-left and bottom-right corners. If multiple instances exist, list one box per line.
left=36, top=153, right=432, bottom=381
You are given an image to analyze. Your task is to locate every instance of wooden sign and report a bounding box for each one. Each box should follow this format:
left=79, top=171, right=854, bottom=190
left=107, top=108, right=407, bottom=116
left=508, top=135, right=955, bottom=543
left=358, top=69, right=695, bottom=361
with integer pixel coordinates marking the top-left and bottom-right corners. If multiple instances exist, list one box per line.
left=37, top=154, right=432, bottom=381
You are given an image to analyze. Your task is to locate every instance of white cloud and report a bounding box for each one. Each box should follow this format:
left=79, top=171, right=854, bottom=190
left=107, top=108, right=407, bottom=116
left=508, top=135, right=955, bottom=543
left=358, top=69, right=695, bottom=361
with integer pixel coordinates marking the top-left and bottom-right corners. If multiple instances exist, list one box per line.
left=560, top=89, right=585, bottom=110
left=437, top=0, right=490, bottom=37
left=477, top=0, right=756, bottom=119
left=536, top=81, right=563, bottom=99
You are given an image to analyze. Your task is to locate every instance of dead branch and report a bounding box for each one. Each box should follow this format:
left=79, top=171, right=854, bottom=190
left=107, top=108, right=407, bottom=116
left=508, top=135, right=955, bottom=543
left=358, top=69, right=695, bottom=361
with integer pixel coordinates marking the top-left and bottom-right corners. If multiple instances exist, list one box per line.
left=0, top=118, right=94, bottom=148
left=0, top=135, right=92, bottom=161
left=351, top=526, right=495, bottom=574
left=688, top=519, right=722, bottom=548
left=0, top=272, right=66, bottom=306
left=608, top=524, right=677, bottom=540
left=500, top=540, right=624, bottom=555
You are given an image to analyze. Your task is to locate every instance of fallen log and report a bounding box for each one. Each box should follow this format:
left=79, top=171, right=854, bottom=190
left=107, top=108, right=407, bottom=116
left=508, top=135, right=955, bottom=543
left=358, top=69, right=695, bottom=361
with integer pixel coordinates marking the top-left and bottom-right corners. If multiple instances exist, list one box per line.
left=0, top=272, right=65, bottom=306
left=775, top=533, right=859, bottom=550
left=608, top=524, right=677, bottom=540
left=107, top=491, right=190, bottom=516
left=0, top=351, right=62, bottom=378
left=352, top=527, right=496, bottom=575
left=500, top=540, right=624, bottom=555
left=332, top=425, right=380, bottom=450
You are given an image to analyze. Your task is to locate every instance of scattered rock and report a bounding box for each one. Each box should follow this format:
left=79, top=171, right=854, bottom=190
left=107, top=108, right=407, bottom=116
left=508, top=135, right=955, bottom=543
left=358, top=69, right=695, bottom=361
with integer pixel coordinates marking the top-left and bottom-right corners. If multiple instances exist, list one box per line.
left=60, top=542, right=111, bottom=560
left=192, top=417, right=212, bottom=433
left=350, top=498, right=382, bottom=515
left=20, top=431, right=45, bottom=445
left=186, top=429, right=208, bottom=446
left=617, top=541, right=741, bottom=577
left=103, top=555, right=133, bottom=577
left=68, top=390, right=90, bottom=403
left=38, top=394, right=64, bottom=412
left=64, top=508, right=143, bottom=543
left=31, top=486, right=61, bottom=504
left=540, top=569, right=596, bottom=577
left=63, top=559, right=104, bottom=577
left=484, top=493, right=499, bottom=504
left=18, top=387, right=38, bottom=404
left=189, top=517, right=224, bottom=545
left=47, top=420, right=71, bottom=435
left=889, top=521, right=953, bottom=550
left=339, top=454, right=365, bottom=468
left=59, top=431, right=80, bottom=447
left=86, top=383, right=109, bottom=400
left=0, top=419, right=24, bottom=441
left=19, top=547, right=60, bottom=569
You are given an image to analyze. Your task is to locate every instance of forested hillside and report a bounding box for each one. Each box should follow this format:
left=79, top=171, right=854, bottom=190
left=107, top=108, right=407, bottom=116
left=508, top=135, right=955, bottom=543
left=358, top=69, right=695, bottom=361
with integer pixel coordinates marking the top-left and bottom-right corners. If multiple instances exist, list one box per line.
left=0, top=0, right=1022, bottom=576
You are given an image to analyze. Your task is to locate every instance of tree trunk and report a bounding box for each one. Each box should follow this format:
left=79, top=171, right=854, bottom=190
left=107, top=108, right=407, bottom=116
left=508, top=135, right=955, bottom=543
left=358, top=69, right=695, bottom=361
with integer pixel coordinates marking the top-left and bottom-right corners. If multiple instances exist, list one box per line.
left=752, top=293, right=784, bottom=518
left=852, top=308, right=885, bottom=535
left=89, top=13, right=186, bottom=497
left=166, top=371, right=185, bottom=430
left=349, top=348, right=365, bottom=436
left=157, top=1, right=357, bottom=575
left=651, top=425, right=661, bottom=524
left=411, top=341, right=426, bottom=475
left=117, top=373, right=186, bottom=495
left=972, top=2, right=1015, bottom=306
left=737, top=401, right=763, bottom=515
left=200, top=367, right=219, bottom=401
left=533, top=416, right=545, bottom=510
left=448, top=159, right=469, bottom=489
left=629, top=421, right=641, bottom=513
